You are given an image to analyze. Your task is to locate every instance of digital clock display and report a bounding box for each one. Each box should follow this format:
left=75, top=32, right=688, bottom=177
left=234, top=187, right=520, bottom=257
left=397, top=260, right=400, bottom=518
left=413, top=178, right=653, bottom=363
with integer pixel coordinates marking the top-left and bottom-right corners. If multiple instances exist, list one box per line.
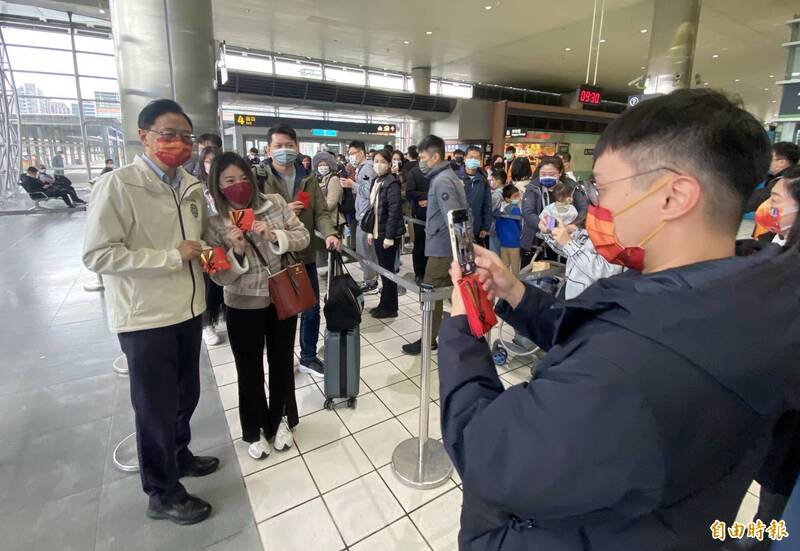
left=578, top=85, right=603, bottom=105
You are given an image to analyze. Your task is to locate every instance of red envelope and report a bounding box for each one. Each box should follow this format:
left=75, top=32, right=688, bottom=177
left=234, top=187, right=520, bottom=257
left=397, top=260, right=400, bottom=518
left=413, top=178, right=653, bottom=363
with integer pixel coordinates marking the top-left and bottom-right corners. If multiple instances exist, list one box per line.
left=458, top=273, right=497, bottom=338
left=295, top=191, right=311, bottom=209
left=200, top=246, right=231, bottom=274
left=229, top=208, right=255, bottom=232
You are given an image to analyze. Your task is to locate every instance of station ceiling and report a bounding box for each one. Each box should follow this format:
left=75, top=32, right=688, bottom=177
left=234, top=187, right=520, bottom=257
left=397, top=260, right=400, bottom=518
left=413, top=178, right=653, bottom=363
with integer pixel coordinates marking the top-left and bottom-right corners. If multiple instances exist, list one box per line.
left=14, top=0, right=799, bottom=121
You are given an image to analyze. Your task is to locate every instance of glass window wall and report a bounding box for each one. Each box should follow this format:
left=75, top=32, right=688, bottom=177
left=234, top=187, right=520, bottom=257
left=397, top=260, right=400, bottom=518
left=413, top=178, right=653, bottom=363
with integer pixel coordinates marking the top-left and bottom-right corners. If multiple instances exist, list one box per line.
left=2, top=8, right=123, bottom=188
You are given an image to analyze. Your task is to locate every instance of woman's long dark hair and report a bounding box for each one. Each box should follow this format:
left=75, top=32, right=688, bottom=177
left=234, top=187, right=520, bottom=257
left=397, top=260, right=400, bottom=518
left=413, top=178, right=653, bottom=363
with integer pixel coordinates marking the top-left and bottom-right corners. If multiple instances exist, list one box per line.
left=207, top=151, right=264, bottom=217
left=199, top=146, right=220, bottom=183
left=781, top=165, right=800, bottom=249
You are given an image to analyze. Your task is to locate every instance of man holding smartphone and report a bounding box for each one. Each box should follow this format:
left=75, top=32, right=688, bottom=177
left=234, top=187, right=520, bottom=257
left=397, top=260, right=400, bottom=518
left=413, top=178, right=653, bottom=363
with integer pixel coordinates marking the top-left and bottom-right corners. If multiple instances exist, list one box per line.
left=402, top=134, right=467, bottom=356
left=436, top=89, right=800, bottom=550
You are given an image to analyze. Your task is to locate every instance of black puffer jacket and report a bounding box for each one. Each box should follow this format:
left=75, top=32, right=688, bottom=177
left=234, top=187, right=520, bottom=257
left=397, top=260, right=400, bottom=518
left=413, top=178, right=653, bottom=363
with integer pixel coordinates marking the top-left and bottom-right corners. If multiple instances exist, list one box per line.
left=439, top=244, right=800, bottom=550
left=371, top=173, right=405, bottom=241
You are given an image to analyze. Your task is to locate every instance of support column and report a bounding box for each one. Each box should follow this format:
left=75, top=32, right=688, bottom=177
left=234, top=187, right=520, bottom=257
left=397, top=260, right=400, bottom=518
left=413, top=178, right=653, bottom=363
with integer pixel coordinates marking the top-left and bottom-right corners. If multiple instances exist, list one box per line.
left=110, top=0, right=218, bottom=158
left=643, top=0, right=701, bottom=94
left=411, top=66, right=432, bottom=144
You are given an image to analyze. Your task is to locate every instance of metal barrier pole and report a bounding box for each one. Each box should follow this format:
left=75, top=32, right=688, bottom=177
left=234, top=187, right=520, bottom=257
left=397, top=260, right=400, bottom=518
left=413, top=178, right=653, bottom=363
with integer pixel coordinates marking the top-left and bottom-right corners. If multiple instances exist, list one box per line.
left=314, top=231, right=453, bottom=488
left=111, top=353, right=139, bottom=473
left=391, top=286, right=453, bottom=489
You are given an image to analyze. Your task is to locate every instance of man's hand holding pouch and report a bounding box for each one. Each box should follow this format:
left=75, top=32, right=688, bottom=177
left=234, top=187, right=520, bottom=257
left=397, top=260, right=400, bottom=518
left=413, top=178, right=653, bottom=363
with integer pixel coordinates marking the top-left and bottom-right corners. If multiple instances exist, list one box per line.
left=200, top=246, right=231, bottom=274
left=458, top=272, right=497, bottom=338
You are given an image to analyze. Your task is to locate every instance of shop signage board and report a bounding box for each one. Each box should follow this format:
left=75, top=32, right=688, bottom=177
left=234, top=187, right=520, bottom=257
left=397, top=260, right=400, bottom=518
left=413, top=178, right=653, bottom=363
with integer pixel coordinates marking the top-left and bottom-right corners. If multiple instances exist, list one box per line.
left=505, top=128, right=527, bottom=138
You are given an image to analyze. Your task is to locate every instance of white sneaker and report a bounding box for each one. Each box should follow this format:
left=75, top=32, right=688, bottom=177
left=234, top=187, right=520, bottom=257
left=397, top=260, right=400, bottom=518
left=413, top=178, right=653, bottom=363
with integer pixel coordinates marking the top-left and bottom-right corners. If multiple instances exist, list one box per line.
left=273, top=418, right=294, bottom=451
left=203, top=326, right=224, bottom=346
left=247, top=437, right=270, bottom=460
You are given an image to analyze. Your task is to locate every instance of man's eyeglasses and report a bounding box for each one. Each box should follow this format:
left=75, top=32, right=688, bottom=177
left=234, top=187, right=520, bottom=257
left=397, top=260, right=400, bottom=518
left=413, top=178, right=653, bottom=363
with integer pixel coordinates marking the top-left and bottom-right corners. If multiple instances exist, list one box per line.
left=148, top=129, right=195, bottom=145
left=582, top=167, right=680, bottom=206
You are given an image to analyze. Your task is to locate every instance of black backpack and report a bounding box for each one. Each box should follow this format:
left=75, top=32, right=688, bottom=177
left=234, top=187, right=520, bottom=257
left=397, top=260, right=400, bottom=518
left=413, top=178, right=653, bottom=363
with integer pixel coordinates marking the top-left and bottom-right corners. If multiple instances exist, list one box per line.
left=323, top=251, right=363, bottom=331
left=340, top=187, right=356, bottom=218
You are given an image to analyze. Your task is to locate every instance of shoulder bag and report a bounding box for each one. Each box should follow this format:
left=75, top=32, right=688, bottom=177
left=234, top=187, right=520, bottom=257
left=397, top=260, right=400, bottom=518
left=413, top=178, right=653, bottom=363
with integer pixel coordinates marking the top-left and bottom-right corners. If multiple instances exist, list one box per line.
left=245, top=235, right=317, bottom=320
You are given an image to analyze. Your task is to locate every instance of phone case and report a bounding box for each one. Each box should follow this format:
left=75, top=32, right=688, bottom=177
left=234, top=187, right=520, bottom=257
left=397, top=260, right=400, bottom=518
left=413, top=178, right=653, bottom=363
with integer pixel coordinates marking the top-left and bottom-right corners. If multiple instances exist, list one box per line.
left=229, top=208, right=255, bottom=232
left=458, top=273, right=497, bottom=338
left=448, top=209, right=476, bottom=275
left=295, top=191, right=311, bottom=209
left=200, top=246, right=231, bottom=274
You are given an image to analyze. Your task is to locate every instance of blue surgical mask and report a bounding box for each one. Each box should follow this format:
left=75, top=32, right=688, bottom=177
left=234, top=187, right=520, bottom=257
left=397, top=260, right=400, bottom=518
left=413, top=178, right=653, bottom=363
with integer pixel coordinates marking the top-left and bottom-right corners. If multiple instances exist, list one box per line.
left=510, top=199, right=520, bottom=206
left=464, top=158, right=481, bottom=170
left=272, top=148, right=297, bottom=166
left=539, top=176, right=558, bottom=188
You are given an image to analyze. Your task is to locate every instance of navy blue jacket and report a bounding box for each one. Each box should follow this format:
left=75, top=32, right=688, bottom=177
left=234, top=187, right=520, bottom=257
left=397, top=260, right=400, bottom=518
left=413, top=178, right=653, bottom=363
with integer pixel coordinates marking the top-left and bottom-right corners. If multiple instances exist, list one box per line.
left=438, top=245, right=800, bottom=550
left=460, top=168, right=492, bottom=236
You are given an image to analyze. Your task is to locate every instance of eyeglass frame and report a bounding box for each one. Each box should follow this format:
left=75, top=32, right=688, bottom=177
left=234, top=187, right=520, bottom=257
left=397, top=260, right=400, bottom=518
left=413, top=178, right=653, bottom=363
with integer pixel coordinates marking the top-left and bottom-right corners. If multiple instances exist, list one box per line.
left=582, top=167, right=681, bottom=207
left=146, top=128, right=196, bottom=145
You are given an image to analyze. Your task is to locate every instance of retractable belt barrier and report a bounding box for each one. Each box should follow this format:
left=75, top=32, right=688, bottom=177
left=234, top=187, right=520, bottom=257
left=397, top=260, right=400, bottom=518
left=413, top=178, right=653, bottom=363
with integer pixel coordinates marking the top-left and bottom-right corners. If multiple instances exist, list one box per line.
left=317, top=231, right=453, bottom=488
left=405, top=213, right=523, bottom=225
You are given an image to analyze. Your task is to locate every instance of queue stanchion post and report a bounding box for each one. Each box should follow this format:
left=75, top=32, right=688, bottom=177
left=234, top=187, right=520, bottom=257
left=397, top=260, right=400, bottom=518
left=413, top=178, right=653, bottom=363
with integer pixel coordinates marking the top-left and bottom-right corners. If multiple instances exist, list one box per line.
left=391, top=285, right=453, bottom=489
left=111, top=353, right=139, bottom=473
left=314, top=230, right=453, bottom=489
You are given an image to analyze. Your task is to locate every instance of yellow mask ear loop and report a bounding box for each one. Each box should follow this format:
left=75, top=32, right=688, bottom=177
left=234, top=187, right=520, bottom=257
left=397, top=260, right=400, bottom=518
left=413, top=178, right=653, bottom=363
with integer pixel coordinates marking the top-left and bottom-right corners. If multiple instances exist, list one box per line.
left=611, top=176, right=671, bottom=247
left=613, top=177, right=671, bottom=217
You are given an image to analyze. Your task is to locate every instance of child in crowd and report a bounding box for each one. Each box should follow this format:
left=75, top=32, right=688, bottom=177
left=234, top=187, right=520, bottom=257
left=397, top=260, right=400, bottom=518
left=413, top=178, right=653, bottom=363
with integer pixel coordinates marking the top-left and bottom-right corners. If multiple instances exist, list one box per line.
left=539, top=216, right=624, bottom=299
left=539, top=181, right=578, bottom=229
left=494, top=184, right=522, bottom=275
left=488, top=169, right=507, bottom=255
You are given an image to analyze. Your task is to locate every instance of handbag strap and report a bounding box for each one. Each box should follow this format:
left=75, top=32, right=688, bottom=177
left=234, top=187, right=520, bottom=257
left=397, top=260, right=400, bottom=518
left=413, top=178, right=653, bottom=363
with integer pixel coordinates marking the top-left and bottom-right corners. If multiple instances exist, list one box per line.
left=244, top=234, right=272, bottom=277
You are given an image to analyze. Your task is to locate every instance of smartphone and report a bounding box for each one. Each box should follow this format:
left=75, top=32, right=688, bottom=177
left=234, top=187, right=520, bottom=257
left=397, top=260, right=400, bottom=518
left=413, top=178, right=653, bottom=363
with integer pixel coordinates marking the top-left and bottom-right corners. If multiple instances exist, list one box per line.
left=447, top=208, right=476, bottom=276
left=546, top=215, right=556, bottom=231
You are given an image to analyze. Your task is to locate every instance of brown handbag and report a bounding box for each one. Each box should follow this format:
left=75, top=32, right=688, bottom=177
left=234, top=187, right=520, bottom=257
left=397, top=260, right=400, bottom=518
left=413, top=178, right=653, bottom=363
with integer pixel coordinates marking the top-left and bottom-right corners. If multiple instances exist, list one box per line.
left=245, top=236, right=317, bottom=320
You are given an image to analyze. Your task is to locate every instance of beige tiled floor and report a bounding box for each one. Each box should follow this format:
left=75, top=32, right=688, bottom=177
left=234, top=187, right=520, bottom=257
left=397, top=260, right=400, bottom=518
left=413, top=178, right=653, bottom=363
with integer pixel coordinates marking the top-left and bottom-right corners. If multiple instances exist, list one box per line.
left=208, top=262, right=536, bottom=550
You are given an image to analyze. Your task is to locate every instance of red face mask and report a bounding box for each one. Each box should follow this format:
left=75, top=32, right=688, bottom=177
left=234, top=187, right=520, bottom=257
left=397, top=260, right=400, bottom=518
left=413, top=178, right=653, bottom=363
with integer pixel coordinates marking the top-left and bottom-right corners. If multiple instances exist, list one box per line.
left=154, top=137, right=193, bottom=168
left=585, top=179, right=669, bottom=272
left=754, top=201, right=798, bottom=235
left=220, top=180, right=253, bottom=205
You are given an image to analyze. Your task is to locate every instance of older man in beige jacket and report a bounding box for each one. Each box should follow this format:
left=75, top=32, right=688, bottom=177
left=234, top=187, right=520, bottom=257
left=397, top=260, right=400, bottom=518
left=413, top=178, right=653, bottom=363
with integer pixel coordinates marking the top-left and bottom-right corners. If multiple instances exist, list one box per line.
left=83, top=99, right=221, bottom=526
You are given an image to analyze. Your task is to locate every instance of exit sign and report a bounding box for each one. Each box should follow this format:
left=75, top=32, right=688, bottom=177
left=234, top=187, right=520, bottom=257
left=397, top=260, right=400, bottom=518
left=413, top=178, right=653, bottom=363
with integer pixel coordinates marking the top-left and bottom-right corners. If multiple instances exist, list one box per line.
left=578, top=84, right=603, bottom=105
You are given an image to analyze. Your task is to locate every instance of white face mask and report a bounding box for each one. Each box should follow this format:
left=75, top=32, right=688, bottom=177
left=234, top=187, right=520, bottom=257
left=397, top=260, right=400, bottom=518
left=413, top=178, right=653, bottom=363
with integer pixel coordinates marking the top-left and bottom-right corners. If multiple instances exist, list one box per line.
left=374, top=162, right=389, bottom=176
left=317, top=164, right=330, bottom=176
left=348, top=154, right=359, bottom=166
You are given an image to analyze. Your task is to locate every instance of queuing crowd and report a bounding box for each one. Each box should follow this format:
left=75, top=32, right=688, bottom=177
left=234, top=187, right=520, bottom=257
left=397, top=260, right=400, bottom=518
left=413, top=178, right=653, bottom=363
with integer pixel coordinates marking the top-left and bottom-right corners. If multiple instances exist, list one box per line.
left=81, top=90, right=800, bottom=550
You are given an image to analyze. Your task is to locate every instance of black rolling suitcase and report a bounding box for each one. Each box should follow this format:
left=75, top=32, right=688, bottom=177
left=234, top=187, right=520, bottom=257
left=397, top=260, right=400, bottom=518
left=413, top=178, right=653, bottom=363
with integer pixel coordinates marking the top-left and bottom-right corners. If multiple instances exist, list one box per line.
left=322, top=251, right=363, bottom=409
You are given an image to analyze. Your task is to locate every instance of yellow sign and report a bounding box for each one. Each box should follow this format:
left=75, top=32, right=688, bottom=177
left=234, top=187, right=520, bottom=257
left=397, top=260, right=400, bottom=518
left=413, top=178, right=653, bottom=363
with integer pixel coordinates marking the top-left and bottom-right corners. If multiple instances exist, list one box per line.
left=235, top=114, right=258, bottom=127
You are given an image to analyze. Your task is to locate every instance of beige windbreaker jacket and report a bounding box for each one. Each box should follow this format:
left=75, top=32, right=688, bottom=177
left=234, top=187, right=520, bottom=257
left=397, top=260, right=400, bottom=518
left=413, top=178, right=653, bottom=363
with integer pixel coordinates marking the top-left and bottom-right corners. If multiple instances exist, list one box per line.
left=83, top=156, right=211, bottom=333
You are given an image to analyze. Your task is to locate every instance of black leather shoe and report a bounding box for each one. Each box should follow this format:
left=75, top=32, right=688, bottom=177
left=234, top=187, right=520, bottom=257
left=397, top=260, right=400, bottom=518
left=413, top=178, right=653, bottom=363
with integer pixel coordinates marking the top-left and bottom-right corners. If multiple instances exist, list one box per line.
left=147, top=494, right=212, bottom=525
left=401, top=339, right=437, bottom=356
left=179, top=455, right=219, bottom=478
left=371, top=309, right=398, bottom=319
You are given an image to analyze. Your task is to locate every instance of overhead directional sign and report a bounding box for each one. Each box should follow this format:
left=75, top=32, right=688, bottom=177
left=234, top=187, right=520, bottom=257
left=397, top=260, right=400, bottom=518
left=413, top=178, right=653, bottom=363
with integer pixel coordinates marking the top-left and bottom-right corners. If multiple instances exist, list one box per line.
left=627, top=93, right=662, bottom=108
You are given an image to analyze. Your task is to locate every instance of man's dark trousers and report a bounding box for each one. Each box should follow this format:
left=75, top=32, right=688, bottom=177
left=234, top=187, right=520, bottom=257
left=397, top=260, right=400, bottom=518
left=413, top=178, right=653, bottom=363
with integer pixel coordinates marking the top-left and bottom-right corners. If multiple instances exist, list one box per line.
left=118, top=315, right=202, bottom=508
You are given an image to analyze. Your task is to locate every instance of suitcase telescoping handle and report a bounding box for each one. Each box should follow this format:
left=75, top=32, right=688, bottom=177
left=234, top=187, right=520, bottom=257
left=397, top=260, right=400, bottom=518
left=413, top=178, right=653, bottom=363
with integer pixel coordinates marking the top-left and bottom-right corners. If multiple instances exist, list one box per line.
left=327, top=249, right=334, bottom=299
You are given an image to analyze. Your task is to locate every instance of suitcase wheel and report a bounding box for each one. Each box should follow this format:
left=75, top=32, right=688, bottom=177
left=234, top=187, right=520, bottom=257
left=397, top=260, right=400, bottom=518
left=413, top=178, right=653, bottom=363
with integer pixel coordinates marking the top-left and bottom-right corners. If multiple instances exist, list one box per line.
left=347, top=397, right=357, bottom=408
left=491, top=341, right=508, bottom=366
left=324, top=398, right=335, bottom=411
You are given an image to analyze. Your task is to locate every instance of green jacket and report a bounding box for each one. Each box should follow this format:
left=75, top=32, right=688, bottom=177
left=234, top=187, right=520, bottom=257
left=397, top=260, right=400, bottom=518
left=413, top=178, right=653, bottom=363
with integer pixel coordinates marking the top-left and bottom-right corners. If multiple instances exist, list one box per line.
left=261, top=165, right=337, bottom=265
